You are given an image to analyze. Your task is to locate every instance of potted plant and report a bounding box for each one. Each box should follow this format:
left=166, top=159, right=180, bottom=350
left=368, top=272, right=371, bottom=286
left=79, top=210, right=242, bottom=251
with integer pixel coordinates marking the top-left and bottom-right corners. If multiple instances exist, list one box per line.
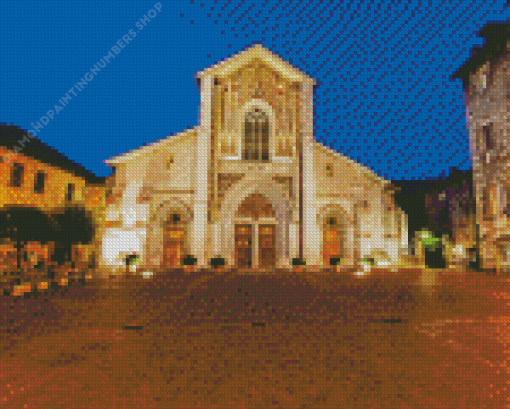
left=329, top=257, right=342, bottom=273
left=329, top=257, right=342, bottom=266
left=125, top=253, right=140, bottom=276
left=360, top=257, right=375, bottom=273
left=182, top=255, right=197, bottom=273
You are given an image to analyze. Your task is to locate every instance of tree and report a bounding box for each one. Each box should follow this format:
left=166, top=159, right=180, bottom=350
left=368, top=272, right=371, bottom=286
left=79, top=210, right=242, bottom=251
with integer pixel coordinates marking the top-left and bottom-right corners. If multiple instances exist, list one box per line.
left=0, top=206, right=59, bottom=269
left=50, top=206, right=95, bottom=264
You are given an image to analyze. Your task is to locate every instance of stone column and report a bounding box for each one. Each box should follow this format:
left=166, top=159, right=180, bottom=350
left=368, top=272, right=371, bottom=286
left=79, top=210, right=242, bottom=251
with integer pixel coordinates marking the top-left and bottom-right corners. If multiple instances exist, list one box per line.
left=400, top=211, right=409, bottom=254
left=119, top=180, right=143, bottom=228
left=145, top=224, right=163, bottom=270
left=252, top=224, right=259, bottom=268
left=212, top=222, right=221, bottom=257
left=481, top=182, right=499, bottom=270
left=300, top=81, right=321, bottom=266
left=288, top=222, right=299, bottom=263
left=343, top=225, right=356, bottom=266
left=192, top=76, right=212, bottom=266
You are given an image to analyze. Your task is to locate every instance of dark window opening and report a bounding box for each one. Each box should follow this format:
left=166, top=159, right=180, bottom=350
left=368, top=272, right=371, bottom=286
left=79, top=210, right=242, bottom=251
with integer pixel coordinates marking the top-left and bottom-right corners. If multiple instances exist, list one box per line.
left=10, top=163, right=24, bottom=187
left=483, top=124, right=494, bottom=151
left=67, top=183, right=75, bottom=201
left=34, top=171, right=45, bottom=194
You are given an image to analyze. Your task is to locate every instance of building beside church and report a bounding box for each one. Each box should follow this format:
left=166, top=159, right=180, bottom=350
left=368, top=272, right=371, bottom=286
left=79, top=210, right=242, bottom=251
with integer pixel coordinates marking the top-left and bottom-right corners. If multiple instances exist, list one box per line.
left=452, top=21, right=510, bottom=271
left=101, top=44, right=408, bottom=272
left=0, top=124, right=107, bottom=271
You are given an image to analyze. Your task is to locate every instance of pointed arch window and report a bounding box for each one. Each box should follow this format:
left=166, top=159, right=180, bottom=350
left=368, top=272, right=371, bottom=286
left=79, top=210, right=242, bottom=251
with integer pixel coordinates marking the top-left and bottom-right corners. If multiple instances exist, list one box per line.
left=243, top=108, right=269, bottom=161
left=484, top=123, right=494, bottom=151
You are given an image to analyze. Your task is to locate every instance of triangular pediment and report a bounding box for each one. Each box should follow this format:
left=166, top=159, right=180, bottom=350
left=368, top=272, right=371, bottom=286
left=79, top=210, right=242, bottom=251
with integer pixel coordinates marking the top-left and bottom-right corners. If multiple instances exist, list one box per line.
left=197, top=44, right=315, bottom=85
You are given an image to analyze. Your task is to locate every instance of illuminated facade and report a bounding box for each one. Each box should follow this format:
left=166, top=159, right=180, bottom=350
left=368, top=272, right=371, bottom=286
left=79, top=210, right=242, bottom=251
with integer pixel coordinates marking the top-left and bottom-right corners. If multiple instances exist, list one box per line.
left=0, top=125, right=106, bottom=269
left=453, top=22, right=510, bottom=270
left=102, top=45, right=408, bottom=271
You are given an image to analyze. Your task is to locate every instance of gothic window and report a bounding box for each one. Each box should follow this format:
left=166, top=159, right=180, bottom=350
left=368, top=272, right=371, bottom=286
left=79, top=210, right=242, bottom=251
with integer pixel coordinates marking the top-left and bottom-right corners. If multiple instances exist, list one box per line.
left=34, top=171, right=45, bottom=194
left=482, top=185, right=497, bottom=219
left=484, top=124, right=494, bottom=151
left=501, top=187, right=510, bottom=217
left=243, top=108, right=269, bottom=161
left=482, top=187, right=489, bottom=217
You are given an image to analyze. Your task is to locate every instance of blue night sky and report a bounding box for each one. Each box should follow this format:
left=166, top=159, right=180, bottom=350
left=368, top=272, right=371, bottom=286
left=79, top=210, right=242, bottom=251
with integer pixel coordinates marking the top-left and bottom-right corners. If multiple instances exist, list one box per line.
left=1, top=0, right=509, bottom=180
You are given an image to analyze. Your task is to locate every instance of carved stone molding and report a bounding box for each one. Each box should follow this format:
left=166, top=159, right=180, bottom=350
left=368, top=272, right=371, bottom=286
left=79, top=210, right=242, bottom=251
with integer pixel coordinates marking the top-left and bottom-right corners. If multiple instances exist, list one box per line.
left=217, top=173, right=245, bottom=202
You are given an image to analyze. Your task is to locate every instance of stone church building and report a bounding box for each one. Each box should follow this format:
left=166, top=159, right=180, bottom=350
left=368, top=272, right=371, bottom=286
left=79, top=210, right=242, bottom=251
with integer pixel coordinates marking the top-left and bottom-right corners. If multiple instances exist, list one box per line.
left=101, top=44, right=408, bottom=272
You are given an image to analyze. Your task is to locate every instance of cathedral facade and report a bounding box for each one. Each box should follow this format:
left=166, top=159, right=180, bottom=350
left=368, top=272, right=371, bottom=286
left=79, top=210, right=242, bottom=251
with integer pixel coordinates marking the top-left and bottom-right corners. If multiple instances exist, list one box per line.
left=101, top=44, right=408, bottom=272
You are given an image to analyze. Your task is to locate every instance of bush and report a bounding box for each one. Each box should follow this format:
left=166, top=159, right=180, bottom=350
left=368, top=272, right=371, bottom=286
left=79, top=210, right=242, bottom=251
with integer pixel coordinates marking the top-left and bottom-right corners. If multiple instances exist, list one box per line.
left=292, top=258, right=306, bottom=266
left=126, top=254, right=140, bottom=266
left=360, top=257, right=375, bottom=266
left=210, top=257, right=225, bottom=268
left=182, top=255, right=197, bottom=266
left=329, top=258, right=342, bottom=266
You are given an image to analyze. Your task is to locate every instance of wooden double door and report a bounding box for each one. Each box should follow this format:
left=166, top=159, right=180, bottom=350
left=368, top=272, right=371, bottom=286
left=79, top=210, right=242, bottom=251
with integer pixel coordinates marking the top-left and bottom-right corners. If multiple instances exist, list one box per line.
left=235, top=224, right=276, bottom=268
left=163, top=226, right=186, bottom=267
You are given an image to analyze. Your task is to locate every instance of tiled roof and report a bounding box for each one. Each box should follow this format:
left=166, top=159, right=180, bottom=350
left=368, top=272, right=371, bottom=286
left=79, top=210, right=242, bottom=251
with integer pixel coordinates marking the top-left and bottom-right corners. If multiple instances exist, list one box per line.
left=452, top=20, right=510, bottom=89
left=0, top=124, right=106, bottom=185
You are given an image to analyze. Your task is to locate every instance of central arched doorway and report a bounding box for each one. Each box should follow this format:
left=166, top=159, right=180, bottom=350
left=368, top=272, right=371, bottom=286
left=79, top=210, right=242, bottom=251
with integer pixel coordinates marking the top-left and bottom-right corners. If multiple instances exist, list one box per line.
left=162, top=212, right=188, bottom=267
left=234, top=193, right=276, bottom=268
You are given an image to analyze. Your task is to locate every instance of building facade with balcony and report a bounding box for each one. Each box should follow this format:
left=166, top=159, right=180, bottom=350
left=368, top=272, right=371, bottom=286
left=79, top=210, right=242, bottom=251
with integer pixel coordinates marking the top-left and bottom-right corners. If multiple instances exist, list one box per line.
left=452, top=21, right=510, bottom=270
left=102, top=45, right=408, bottom=272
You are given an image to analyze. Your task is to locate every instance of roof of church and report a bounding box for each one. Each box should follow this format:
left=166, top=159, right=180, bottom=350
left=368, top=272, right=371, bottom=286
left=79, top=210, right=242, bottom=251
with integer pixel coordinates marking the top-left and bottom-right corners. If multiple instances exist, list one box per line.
left=313, top=140, right=392, bottom=187
left=197, top=43, right=316, bottom=85
left=452, top=20, right=510, bottom=90
left=104, top=126, right=199, bottom=164
left=0, top=124, right=106, bottom=185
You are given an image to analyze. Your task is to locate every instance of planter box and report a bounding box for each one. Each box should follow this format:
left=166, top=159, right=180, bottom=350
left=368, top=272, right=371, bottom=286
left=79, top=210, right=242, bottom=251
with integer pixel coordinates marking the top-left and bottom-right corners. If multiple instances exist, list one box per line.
left=291, top=258, right=306, bottom=266
left=210, top=258, right=226, bottom=268
left=183, top=256, right=198, bottom=266
left=329, top=258, right=342, bottom=266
